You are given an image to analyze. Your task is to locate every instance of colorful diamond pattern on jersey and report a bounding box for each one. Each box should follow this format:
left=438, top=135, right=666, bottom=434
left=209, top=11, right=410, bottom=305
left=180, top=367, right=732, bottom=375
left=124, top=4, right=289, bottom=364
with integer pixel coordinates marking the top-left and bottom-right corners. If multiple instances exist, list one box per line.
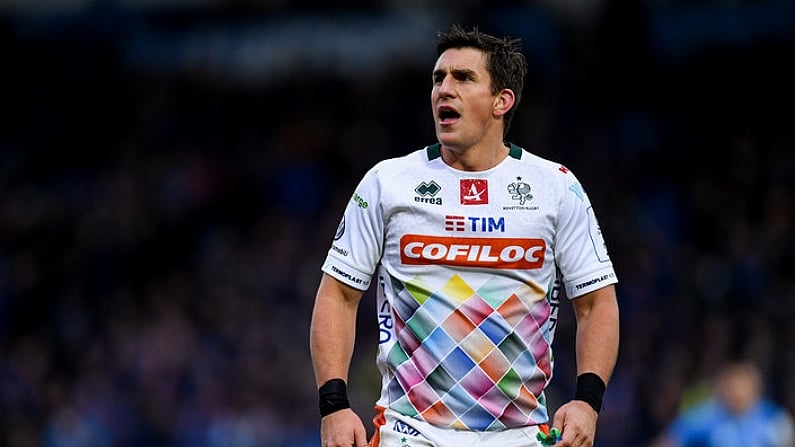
left=386, top=274, right=553, bottom=431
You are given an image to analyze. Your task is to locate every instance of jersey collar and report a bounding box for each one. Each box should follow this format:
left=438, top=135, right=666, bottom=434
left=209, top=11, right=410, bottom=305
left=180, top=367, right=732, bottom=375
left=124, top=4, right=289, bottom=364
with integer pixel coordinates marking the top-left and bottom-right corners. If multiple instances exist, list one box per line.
left=426, top=142, right=524, bottom=160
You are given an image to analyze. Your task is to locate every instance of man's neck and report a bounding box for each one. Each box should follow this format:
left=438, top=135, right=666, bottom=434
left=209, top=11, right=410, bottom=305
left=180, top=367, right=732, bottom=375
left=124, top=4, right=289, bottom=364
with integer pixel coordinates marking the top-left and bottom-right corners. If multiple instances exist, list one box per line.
left=440, top=140, right=510, bottom=172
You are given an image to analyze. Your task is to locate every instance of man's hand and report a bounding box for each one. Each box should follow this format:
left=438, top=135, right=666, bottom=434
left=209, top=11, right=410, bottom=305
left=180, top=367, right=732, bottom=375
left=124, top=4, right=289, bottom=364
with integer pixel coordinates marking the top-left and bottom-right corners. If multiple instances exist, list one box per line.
left=551, top=400, right=598, bottom=447
left=321, top=408, right=369, bottom=447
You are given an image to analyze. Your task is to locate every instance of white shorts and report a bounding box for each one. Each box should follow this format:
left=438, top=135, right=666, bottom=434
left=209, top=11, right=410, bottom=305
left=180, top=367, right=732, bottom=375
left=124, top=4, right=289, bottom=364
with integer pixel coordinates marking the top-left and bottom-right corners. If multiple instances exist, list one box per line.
left=370, top=407, right=549, bottom=447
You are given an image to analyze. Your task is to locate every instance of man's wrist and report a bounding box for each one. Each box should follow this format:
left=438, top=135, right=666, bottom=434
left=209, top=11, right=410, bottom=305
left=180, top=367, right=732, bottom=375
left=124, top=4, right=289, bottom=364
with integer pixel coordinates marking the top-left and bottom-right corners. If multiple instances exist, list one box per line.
left=574, top=372, right=606, bottom=413
left=318, top=378, right=351, bottom=417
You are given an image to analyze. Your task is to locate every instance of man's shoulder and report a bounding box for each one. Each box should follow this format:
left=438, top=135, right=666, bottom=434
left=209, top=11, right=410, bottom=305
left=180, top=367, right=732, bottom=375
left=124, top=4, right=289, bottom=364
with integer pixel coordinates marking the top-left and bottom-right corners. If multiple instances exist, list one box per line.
left=368, top=145, right=437, bottom=176
left=511, top=144, right=570, bottom=173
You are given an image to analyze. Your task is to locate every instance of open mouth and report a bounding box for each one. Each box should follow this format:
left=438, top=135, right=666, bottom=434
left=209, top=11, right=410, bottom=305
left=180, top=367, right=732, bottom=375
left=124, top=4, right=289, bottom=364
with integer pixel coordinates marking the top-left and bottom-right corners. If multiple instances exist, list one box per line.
left=438, top=106, right=461, bottom=125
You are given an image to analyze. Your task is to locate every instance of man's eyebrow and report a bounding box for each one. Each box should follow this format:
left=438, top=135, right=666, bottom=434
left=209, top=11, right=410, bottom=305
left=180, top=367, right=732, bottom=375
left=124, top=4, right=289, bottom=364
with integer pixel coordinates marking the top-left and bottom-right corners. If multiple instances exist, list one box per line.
left=433, top=67, right=477, bottom=79
left=451, top=68, right=477, bottom=77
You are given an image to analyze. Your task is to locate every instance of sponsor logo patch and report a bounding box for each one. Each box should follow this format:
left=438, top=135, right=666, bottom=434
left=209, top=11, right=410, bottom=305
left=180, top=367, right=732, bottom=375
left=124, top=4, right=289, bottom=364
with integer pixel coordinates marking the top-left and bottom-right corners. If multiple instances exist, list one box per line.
left=445, top=215, right=466, bottom=231
left=460, top=179, right=488, bottom=205
left=334, top=216, right=345, bottom=240
left=329, top=265, right=367, bottom=287
left=445, top=215, right=505, bottom=232
left=352, top=192, right=369, bottom=209
left=574, top=273, right=614, bottom=291
left=392, top=420, right=421, bottom=436
left=400, top=234, right=545, bottom=269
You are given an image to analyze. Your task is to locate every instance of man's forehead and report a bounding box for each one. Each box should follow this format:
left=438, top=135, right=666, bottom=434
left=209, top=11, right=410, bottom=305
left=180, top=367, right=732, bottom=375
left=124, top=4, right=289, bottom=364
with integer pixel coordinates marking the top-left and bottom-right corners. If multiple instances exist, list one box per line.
left=433, top=47, right=487, bottom=72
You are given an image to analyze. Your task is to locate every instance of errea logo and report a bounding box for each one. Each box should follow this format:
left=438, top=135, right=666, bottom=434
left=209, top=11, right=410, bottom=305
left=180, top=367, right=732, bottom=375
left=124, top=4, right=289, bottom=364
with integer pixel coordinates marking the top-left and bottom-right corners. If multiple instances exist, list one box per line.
left=415, top=181, right=440, bottom=196
left=415, top=180, right=442, bottom=205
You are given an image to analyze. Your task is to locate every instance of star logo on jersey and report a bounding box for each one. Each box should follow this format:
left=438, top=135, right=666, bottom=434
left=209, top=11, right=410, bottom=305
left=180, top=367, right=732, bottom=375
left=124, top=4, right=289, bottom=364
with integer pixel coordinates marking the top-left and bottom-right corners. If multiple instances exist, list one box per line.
left=460, top=179, right=488, bottom=205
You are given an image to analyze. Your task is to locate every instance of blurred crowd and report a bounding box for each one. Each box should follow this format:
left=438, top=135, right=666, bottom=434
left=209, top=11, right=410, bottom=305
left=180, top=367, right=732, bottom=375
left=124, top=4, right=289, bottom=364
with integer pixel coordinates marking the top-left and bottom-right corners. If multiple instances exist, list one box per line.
left=1, top=1, right=794, bottom=446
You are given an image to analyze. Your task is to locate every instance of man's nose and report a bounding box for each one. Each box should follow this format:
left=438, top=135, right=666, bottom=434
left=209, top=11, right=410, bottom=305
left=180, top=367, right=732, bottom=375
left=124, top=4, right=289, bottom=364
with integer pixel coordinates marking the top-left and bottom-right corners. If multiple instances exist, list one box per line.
left=437, top=75, right=455, bottom=97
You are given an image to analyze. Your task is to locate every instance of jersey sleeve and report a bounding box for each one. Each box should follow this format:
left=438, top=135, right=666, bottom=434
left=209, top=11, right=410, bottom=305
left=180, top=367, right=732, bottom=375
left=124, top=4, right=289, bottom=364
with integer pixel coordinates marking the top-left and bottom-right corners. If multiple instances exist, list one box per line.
left=554, top=171, right=618, bottom=298
left=321, top=164, right=385, bottom=291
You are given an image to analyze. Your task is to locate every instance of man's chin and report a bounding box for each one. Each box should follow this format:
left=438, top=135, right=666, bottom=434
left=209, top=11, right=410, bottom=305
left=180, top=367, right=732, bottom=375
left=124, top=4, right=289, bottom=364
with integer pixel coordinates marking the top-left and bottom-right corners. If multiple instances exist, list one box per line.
left=436, top=132, right=463, bottom=149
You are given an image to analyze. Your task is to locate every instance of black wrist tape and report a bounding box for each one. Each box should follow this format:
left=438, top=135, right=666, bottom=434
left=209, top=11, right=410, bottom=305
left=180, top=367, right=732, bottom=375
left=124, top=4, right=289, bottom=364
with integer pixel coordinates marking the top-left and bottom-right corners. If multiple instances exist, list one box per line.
left=318, top=378, right=351, bottom=417
left=574, top=372, right=606, bottom=413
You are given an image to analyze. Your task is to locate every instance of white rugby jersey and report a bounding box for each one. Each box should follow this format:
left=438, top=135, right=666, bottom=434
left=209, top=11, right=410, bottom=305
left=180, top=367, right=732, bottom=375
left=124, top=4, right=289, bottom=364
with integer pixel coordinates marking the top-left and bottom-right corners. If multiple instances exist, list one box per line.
left=322, top=143, right=617, bottom=431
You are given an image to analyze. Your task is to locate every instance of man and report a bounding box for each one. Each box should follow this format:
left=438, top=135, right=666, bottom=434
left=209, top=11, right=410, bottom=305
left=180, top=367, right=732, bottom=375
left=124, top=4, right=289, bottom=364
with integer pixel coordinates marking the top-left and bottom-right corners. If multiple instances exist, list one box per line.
left=653, top=361, right=795, bottom=447
left=310, top=25, right=619, bottom=447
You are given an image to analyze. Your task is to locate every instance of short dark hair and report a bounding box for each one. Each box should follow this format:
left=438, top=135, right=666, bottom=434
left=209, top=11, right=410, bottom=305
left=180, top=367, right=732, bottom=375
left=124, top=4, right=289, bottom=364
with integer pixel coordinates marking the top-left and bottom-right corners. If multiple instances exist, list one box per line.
left=436, top=24, right=528, bottom=137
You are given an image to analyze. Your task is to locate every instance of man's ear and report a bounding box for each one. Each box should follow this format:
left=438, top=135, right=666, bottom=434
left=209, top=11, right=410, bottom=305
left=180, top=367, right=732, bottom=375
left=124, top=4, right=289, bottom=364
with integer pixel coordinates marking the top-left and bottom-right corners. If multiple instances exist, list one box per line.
left=493, top=89, right=516, bottom=118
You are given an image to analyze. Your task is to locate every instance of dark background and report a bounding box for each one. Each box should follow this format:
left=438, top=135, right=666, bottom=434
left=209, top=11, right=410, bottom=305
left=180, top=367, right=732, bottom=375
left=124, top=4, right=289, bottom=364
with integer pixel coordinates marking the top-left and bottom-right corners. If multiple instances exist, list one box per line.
left=1, top=0, right=794, bottom=446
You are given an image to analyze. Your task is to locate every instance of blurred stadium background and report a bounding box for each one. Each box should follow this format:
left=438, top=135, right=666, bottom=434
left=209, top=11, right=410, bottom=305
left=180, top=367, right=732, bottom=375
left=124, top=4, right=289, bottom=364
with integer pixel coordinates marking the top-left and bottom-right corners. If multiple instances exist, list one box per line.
left=1, top=0, right=794, bottom=446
